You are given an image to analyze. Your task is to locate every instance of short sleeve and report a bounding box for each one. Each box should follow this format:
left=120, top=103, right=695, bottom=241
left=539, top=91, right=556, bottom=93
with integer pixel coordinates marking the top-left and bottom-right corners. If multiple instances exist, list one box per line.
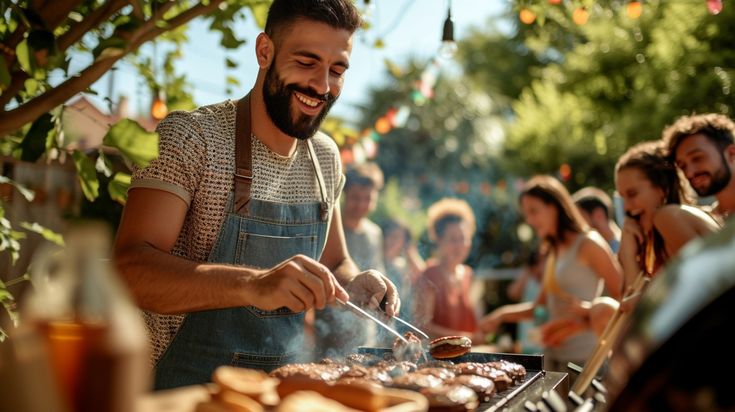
left=130, top=111, right=206, bottom=206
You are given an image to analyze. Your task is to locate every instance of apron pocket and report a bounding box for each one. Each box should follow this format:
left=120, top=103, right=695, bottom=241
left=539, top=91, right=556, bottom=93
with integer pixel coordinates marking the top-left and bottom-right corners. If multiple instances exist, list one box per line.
left=231, top=352, right=298, bottom=372
left=237, top=232, right=317, bottom=267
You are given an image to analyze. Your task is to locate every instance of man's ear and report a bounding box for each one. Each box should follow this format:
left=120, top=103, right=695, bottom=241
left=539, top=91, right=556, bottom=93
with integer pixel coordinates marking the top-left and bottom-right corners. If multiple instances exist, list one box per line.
left=255, top=33, right=274, bottom=69
left=725, top=144, right=735, bottom=166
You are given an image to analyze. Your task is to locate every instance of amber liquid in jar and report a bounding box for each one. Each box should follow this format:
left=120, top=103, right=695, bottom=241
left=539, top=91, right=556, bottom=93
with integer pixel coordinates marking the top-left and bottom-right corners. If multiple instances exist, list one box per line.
left=38, top=319, right=128, bottom=412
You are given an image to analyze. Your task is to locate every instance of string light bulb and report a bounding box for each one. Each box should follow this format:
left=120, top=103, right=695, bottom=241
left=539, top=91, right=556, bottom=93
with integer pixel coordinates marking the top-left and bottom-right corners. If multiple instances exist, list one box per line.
left=439, top=2, right=457, bottom=58
left=572, top=7, right=590, bottom=25
left=627, top=1, right=643, bottom=19
left=707, top=0, right=723, bottom=15
left=520, top=8, right=537, bottom=24
left=151, top=89, right=168, bottom=120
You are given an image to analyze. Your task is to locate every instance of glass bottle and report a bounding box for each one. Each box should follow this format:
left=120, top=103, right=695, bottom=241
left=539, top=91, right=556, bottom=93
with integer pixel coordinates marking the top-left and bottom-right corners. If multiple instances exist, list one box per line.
left=24, top=223, right=149, bottom=412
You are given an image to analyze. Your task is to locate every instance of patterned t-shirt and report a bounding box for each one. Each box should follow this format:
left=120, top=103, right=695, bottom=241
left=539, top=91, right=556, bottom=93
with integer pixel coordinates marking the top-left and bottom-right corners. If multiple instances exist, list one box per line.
left=130, top=100, right=345, bottom=365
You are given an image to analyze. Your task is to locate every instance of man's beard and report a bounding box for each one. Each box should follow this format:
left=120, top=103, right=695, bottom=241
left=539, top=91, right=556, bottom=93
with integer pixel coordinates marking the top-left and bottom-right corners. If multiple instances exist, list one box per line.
left=262, top=62, right=337, bottom=140
left=692, top=153, right=732, bottom=197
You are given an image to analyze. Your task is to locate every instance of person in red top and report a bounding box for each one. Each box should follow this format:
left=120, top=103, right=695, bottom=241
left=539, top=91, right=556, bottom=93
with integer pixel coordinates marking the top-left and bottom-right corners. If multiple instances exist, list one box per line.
left=414, top=198, right=482, bottom=342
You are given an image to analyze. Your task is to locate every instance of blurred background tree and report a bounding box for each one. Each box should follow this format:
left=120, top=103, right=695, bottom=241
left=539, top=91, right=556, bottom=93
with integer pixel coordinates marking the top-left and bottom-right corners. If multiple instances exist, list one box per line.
left=494, top=0, right=735, bottom=190
left=0, top=0, right=270, bottom=337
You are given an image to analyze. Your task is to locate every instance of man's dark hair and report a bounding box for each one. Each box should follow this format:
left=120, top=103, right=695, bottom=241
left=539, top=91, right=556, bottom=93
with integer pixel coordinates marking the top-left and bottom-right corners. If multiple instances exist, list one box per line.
left=265, top=0, right=362, bottom=43
left=572, top=187, right=613, bottom=219
left=662, top=113, right=735, bottom=159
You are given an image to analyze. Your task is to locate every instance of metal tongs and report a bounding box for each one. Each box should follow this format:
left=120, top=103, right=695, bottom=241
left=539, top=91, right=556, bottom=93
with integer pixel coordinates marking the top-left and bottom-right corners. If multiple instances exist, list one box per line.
left=379, top=295, right=430, bottom=340
left=336, top=298, right=409, bottom=343
left=335, top=295, right=430, bottom=343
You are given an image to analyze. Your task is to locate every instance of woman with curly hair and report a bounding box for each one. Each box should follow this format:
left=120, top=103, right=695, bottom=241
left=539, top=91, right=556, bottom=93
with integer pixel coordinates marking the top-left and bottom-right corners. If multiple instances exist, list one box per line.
left=414, top=198, right=482, bottom=342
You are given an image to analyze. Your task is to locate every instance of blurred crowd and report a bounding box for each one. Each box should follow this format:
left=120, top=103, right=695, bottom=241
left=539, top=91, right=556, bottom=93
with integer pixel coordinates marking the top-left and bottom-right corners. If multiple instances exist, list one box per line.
left=330, top=113, right=734, bottom=372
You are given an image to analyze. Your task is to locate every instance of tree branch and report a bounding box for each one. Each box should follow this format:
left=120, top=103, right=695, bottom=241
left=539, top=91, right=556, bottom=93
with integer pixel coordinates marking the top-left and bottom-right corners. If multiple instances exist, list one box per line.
left=0, top=0, right=227, bottom=137
left=0, top=72, right=28, bottom=108
left=36, top=0, right=83, bottom=32
left=57, top=0, right=128, bottom=51
left=1, top=0, right=123, bottom=108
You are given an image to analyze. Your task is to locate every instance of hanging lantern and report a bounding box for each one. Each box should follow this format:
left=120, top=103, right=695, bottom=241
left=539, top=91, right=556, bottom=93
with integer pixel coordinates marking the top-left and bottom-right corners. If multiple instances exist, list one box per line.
left=519, top=8, right=537, bottom=24
left=375, top=117, right=392, bottom=135
left=707, top=0, right=723, bottom=15
left=627, top=1, right=643, bottom=19
left=151, top=89, right=168, bottom=120
left=340, top=148, right=354, bottom=165
left=560, top=163, right=572, bottom=181
left=572, top=7, right=590, bottom=25
left=439, top=4, right=457, bottom=58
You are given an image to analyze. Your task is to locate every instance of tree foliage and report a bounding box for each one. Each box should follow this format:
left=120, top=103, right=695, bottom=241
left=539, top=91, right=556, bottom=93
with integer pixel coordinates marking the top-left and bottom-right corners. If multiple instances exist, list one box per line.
left=491, top=0, right=735, bottom=189
left=353, top=58, right=532, bottom=267
left=0, top=0, right=270, bottom=333
left=0, top=0, right=270, bottom=135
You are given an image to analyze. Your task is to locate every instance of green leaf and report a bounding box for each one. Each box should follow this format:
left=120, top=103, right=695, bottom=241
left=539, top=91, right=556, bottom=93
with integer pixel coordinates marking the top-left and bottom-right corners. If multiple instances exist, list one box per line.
left=0, top=176, right=35, bottom=202
left=226, top=75, right=240, bottom=86
left=225, top=57, right=238, bottom=69
left=20, top=112, right=53, bottom=162
left=219, top=27, right=245, bottom=49
left=384, top=59, right=403, bottom=78
left=19, top=222, right=64, bottom=246
left=102, top=119, right=159, bottom=168
left=24, top=78, right=38, bottom=95
left=15, top=39, right=34, bottom=74
left=249, top=4, right=269, bottom=29
left=0, top=55, right=10, bottom=89
left=108, top=172, right=132, bottom=205
left=72, top=150, right=100, bottom=201
left=95, top=151, right=113, bottom=177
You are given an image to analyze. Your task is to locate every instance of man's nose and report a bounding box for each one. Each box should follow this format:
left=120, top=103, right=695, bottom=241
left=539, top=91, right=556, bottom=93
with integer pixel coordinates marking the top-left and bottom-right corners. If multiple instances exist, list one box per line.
left=308, top=67, right=330, bottom=97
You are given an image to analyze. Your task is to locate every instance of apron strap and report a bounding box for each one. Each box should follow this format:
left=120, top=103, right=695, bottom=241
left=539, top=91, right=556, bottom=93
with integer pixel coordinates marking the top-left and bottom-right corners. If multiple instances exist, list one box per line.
left=235, top=93, right=330, bottom=221
left=234, top=96, right=253, bottom=216
left=306, top=139, right=330, bottom=222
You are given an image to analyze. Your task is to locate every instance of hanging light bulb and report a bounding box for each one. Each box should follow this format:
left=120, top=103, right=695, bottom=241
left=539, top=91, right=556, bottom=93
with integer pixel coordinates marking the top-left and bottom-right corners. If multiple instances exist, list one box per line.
left=438, top=3, right=456, bottom=59
left=572, top=7, right=590, bottom=25
left=707, top=0, right=723, bottom=15
left=151, top=89, right=168, bottom=120
left=519, top=8, right=537, bottom=24
left=627, top=1, right=643, bottom=19
left=363, top=0, right=375, bottom=16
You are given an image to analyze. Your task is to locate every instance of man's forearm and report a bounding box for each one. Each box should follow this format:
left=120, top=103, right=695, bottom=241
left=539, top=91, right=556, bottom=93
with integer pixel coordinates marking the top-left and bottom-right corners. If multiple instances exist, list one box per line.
left=328, top=256, right=359, bottom=286
left=115, top=244, right=261, bottom=314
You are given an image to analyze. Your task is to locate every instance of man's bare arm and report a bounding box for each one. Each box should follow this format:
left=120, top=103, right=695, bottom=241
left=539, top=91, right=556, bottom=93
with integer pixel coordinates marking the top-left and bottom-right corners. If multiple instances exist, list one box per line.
left=114, top=188, right=344, bottom=314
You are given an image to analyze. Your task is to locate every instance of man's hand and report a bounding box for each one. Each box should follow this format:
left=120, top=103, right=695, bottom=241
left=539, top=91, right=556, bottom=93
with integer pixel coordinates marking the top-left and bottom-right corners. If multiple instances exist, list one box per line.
left=249, top=254, right=349, bottom=312
left=344, top=269, right=400, bottom=316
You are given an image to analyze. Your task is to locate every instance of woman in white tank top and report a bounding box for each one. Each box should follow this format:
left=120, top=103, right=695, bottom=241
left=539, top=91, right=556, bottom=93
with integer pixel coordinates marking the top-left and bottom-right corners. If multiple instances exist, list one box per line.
left=479, top=175, right=623, bottom=371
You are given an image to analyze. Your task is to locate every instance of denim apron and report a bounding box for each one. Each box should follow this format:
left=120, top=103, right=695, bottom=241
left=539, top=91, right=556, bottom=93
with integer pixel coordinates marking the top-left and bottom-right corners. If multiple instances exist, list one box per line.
left=154, top=96, right=331, bottom=389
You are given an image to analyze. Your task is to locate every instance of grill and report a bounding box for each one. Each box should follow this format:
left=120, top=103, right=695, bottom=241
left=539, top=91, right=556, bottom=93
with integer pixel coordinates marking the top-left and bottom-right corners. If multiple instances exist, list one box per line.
left=358, top=347, right=569, bottom=411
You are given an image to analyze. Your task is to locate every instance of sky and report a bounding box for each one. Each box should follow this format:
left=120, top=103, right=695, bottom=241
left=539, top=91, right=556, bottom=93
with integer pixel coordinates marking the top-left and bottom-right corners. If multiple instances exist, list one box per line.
left=89, top=0, right=509, bottom=124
